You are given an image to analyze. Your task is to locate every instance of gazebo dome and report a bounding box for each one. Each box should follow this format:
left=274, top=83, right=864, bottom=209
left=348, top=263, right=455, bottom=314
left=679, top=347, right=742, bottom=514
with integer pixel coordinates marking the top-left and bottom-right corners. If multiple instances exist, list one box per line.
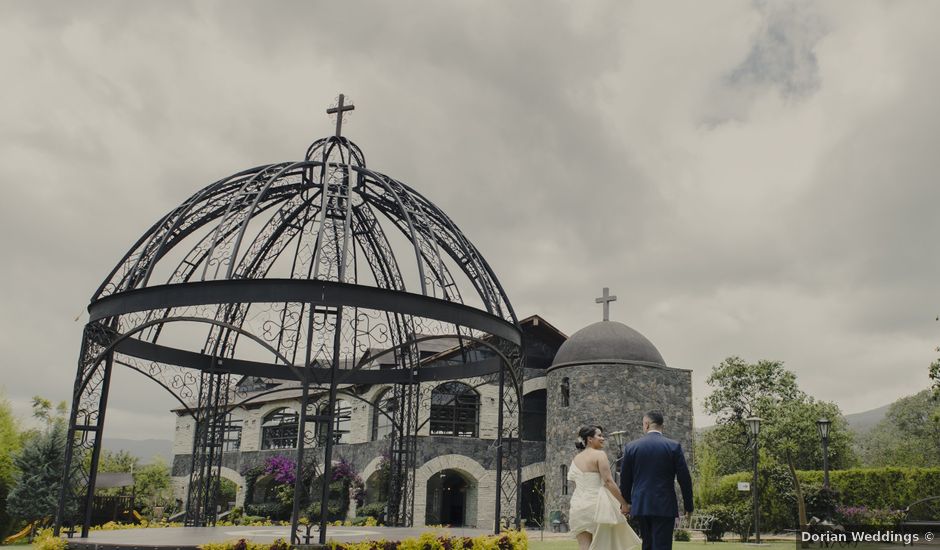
left=551, top=320, right=666, bottom=368
left=93, top=133, right=514, bottom=321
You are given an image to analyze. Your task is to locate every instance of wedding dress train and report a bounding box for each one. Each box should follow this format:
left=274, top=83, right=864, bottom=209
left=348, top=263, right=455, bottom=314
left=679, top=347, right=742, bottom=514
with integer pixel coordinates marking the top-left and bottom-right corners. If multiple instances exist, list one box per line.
left=568, top=462, right=641, bottom=550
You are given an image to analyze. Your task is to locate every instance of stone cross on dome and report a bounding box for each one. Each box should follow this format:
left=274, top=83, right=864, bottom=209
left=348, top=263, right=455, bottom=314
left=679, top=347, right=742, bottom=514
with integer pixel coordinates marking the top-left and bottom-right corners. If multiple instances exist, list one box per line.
left=595, top=287, right=617, bottom=322
left=327, top=93, right=355, bottom=137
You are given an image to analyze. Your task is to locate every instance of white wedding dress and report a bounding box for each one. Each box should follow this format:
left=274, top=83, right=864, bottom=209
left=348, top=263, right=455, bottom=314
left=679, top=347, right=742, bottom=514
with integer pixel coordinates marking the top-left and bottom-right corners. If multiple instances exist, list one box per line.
left=568, top=462, right=641, bottom=550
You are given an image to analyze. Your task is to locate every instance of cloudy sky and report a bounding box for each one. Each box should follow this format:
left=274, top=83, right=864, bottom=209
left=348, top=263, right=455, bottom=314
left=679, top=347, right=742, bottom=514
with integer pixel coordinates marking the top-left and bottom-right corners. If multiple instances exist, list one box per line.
left=2, top=1, right=939, bottom=442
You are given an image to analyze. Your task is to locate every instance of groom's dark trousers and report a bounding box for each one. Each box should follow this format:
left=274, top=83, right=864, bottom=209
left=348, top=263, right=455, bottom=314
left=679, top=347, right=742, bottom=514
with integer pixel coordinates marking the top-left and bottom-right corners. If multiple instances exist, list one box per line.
left=619, top=432, right=694, bottom=550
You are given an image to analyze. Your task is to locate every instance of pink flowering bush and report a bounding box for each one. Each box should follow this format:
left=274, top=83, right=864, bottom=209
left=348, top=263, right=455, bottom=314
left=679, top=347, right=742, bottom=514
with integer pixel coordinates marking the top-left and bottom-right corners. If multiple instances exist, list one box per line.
left=834, top=505, right=904, bottom=526
left=263, top=455, right=296, bottom=485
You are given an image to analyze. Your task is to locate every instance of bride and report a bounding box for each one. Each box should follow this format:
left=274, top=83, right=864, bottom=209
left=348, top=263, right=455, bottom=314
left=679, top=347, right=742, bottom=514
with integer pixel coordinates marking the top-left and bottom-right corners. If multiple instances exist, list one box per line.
left=568, top=425, right=641, bottom=550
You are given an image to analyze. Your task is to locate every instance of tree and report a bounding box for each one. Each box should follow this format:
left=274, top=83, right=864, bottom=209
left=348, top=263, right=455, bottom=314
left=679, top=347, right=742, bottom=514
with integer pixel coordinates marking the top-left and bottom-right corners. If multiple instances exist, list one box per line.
left=930, top=356, right=939, bottom=399
left=6, top=420, right=69, bottom=531
left=134, top=458, right=173, bottom=515
left=91, top=450, right=141, bottom=497
left=859, top=389, right=940, bottom=467
left=692, top=429, right=723, bottom=507
left=932, top=316, right=940, bottom=399
left=700, top=356, right=854, bottom=475
left=6, top=396, right=78, bottom=535
left=704, top=357, right=805, bottom=423
left=757, top=398, right=855, bottom=471
left=0, top=392, right=21, bottom=539
left=98, top=450, right=139, bottom=474
left=20, top=396, right=68, bottom=444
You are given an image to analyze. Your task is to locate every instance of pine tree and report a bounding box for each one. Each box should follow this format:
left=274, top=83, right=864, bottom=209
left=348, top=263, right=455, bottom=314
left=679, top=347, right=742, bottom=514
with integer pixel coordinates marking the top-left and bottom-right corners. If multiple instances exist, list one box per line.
left=6, top=422, right=69, bottom=528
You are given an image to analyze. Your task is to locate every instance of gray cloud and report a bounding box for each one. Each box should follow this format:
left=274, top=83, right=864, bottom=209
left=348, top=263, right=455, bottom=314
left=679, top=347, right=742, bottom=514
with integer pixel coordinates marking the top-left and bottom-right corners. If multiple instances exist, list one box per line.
left=2, top=1, right=939, bottom=439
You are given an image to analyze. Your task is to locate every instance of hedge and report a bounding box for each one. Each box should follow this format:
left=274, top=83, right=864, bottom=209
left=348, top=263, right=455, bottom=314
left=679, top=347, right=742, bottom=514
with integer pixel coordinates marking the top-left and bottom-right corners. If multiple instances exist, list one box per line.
left=704, top=467, right=940, bottom=509
left=697, top=466, right=940, bottom=534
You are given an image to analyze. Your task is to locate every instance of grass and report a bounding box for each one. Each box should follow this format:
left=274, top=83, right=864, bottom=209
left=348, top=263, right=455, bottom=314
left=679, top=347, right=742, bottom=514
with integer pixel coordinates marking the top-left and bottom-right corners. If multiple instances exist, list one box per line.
left=529, top=540, right=796, bottom=550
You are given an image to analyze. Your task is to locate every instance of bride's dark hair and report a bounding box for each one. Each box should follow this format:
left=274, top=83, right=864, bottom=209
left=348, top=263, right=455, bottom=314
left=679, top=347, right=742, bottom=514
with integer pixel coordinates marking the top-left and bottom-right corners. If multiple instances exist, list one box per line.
left=575, top=425, right=603, bottom=450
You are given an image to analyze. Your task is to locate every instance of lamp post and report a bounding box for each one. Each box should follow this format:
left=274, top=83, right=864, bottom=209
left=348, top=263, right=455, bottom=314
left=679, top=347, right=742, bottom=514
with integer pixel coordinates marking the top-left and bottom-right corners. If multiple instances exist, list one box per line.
left=816, top=418, right=831, bottom=489
left=746, top=416, right=762, bottom=544
left=609, top=430, right=627, bottom=483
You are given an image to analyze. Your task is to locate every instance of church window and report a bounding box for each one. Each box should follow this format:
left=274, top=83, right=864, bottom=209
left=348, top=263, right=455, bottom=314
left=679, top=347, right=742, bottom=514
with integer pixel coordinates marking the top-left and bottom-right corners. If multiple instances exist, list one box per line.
left=372, top=389, right=396, bottom=441
left=261, top=408, right=299, bottom=450
left=315, top=399, right=352, bottom=445
left=221, top=414, right=242, bottom=452
left=561, top=378, right=570, bottom=407
left=197, top=412, right=242, bottom=452
left=561, top=465, right=568, bottom=495
left=430, top=382, right=479, bottom=437
left=521, top=389, right=546, bottom=441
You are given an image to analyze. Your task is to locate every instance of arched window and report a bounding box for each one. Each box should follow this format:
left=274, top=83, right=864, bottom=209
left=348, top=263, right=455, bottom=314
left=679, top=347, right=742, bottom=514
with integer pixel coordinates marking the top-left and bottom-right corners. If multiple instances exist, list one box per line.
left=430, top=382, right=479, bottom=437
left=372, top=389, right=397, bottom=441
left=521, top=389, right=546, bottom=441
left=261, top=408, right=298, bottom=450
left=561, top=377, right=570, bottom=407
left=314, top=399, right=352, bottom=445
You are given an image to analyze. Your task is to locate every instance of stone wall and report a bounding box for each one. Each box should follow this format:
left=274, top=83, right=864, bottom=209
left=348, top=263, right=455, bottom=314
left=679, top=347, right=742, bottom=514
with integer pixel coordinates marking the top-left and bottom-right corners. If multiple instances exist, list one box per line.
left=169, top=374, right=550, bottom=522
left=173, top=437, right=544, bottom=478
left=544, top=361, right=693, bottom=528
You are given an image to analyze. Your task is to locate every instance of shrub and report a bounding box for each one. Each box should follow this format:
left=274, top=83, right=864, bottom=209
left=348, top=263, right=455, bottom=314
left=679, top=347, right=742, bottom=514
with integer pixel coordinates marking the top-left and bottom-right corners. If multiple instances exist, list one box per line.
left=199, top=539, right=290, bottom=550
left=673, top=529, right=691, bottom=541
left=245, top=502, right=291, bottom=520
left=698, top=503, right=751, bottom=542
left=32, top=528, right=68, bottom=550
left=358, top=502, right=386, bottom=519
left=802, top=484, right=840, bottom=521
left=306, top=501, right=346, bottom=522
left=239, top=515, right=266, bottom=525
left=726, top=501, right=754, bottom=542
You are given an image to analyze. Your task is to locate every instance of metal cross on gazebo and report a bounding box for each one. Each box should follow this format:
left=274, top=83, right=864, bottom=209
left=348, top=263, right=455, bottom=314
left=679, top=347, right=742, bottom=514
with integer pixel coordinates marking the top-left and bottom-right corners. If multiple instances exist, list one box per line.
left=327, top=93, right=355, bottom=136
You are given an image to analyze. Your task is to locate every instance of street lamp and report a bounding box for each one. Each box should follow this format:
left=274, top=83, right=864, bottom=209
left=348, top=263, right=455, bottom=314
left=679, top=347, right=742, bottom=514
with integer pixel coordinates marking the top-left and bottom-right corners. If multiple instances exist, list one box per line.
left=816, top=418, right=832, bottom=489
left=746, top=416, right=762, bottom=544
left=609, top=430, right=627, bottom=483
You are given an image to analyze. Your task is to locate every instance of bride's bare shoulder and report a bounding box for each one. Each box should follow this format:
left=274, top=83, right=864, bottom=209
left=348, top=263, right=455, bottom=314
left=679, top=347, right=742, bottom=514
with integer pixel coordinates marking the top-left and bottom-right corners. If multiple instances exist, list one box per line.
left=591, top=448, right=610, bottom=460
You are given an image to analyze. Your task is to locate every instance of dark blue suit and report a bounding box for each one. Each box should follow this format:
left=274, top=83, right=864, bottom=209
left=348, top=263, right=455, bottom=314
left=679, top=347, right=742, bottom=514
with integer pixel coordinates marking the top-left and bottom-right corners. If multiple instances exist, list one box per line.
left=619, top=432, right=694, bottom=550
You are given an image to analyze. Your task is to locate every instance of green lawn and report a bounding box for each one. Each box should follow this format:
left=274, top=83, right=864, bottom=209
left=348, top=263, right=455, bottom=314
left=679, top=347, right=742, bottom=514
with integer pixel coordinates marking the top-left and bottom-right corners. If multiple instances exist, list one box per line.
left=529, top=540, right=795, bottom=550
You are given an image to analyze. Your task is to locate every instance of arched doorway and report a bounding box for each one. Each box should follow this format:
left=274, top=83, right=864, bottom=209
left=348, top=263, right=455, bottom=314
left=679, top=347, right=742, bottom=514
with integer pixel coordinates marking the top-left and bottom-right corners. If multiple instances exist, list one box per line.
left=364, top=470, right=389, bottom=505
left=425, top=469, right=475, bottom=527
left=520, top=476, right=544, bottom=528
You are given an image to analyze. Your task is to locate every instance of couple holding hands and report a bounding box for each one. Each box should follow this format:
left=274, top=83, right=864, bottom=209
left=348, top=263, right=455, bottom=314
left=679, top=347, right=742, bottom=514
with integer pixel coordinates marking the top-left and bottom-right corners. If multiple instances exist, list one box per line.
left=567, top=411, right=694, bottom=550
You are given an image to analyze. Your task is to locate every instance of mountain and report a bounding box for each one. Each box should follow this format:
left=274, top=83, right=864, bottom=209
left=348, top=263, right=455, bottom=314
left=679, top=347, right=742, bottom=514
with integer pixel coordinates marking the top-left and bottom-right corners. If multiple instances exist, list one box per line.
left=695, top=402, right=893, bottom=436
left=844, top=402, right=892, bottom=434
left=102, top=438, right=172, bottom=464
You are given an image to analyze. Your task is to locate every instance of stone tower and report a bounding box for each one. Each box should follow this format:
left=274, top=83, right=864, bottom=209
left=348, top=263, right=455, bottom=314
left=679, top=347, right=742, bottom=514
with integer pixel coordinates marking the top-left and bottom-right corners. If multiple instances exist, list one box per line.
left=544, top=320, right=693, bottom=525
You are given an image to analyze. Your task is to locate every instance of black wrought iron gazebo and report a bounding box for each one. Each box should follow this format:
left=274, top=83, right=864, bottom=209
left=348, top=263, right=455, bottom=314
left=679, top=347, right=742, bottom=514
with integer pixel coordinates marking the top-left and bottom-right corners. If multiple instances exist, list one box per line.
left=55, top=97, right=525, bottom=544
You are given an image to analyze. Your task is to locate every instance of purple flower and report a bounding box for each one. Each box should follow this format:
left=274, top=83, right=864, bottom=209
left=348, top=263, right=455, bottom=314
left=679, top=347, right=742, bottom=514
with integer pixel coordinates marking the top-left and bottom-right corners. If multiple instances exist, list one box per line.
left=264, top=455, right=297, bottom=485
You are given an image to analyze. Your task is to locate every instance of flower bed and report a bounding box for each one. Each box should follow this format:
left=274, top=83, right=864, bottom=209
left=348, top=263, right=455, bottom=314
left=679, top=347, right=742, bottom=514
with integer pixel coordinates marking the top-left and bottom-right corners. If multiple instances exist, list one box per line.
left=328, top=530, right=527, bottom=550
left=196, top=530, right=528, bottom=550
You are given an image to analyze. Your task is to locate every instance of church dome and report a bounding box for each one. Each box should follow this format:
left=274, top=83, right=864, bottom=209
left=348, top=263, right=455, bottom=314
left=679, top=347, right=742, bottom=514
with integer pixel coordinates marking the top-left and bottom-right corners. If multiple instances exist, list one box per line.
left=550, top=321, right=666, bottom=368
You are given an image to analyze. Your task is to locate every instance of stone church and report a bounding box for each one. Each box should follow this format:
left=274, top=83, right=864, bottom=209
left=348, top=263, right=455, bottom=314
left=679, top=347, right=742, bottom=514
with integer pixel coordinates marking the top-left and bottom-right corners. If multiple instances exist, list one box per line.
left=170, top=305, right=693, bottom=529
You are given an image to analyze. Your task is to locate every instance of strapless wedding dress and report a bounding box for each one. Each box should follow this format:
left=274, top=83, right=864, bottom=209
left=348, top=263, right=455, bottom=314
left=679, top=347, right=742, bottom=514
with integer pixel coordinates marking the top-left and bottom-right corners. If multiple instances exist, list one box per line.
left=568, top=462, right=641, bottom=550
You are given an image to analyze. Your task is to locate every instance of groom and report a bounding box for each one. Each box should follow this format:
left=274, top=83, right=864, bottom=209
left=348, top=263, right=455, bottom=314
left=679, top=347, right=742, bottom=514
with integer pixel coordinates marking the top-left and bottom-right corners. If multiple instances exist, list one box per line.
left=619, top=410, right=694, bottom=550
